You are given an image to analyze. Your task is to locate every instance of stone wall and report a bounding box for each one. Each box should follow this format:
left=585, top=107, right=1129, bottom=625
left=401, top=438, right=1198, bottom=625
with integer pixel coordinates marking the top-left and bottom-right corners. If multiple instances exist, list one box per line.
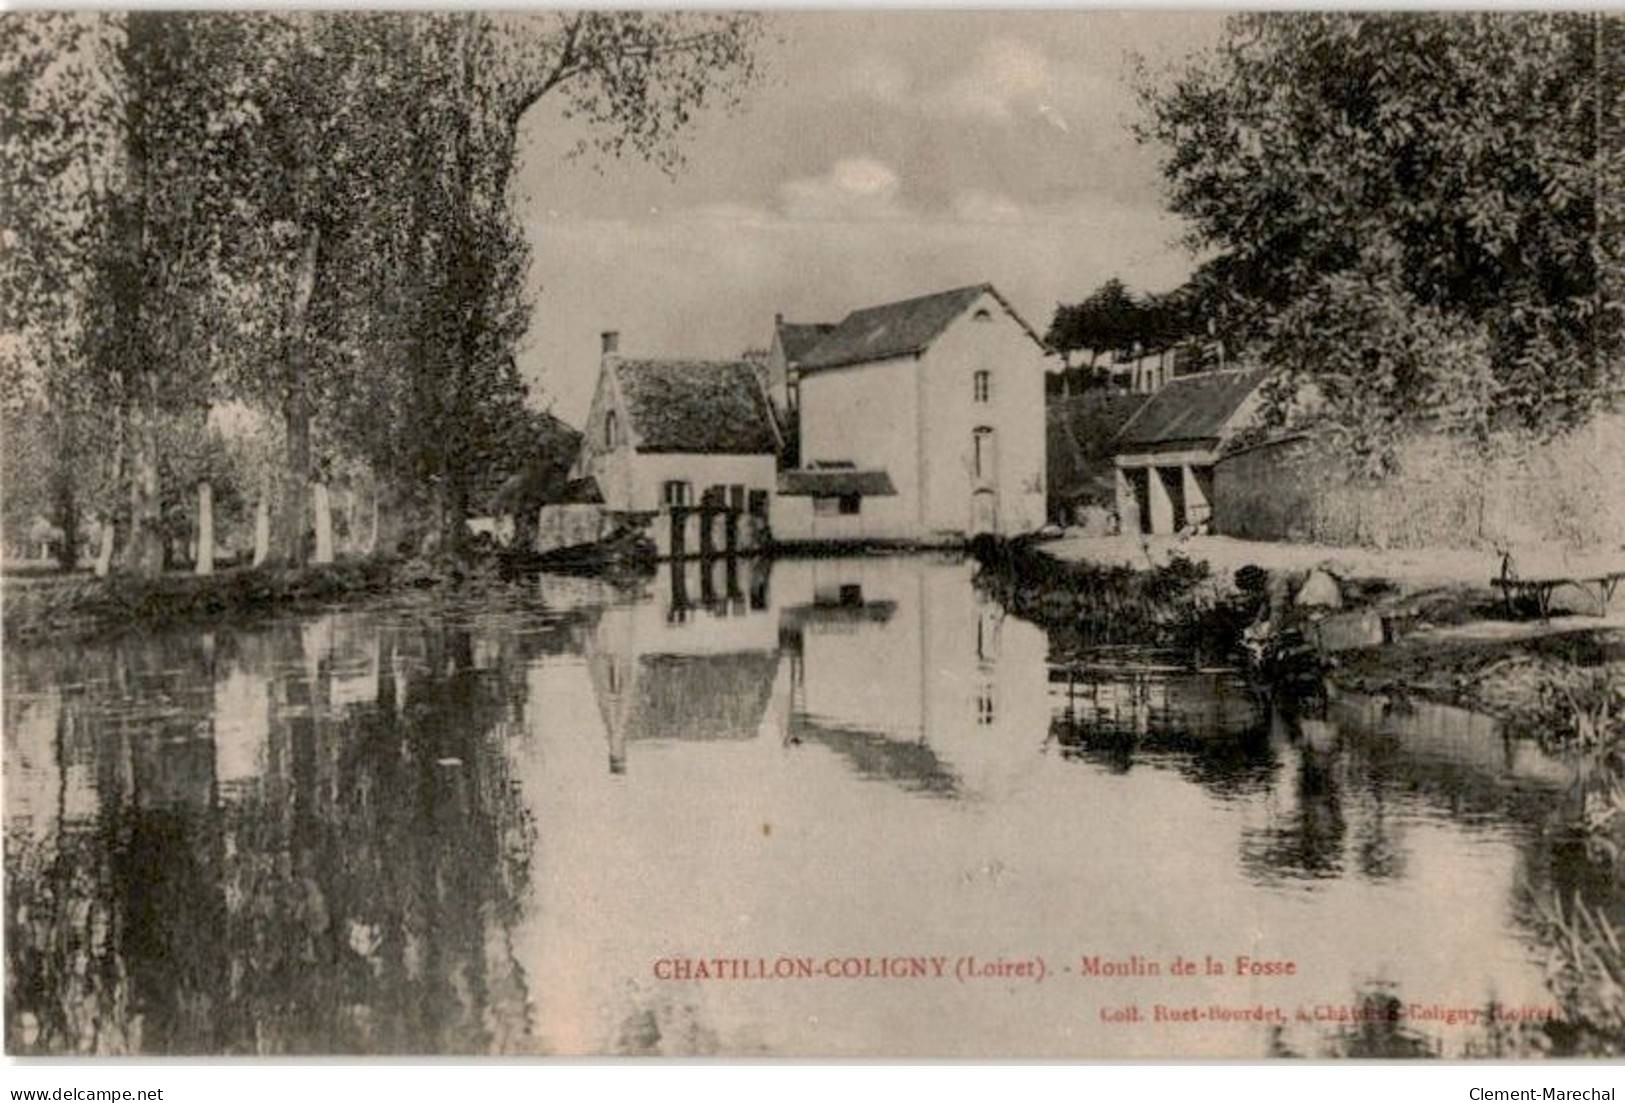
left=1214, top=412, right=1625, bottom=551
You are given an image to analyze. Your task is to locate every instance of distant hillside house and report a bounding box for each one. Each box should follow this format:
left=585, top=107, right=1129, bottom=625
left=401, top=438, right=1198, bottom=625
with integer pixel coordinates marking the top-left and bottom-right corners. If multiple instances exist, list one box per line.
left=1113, top=367, right=1266, bottom=535
left=777, top=283, right=1050, bottom=544
left=573, top=332, right=782, bottom=559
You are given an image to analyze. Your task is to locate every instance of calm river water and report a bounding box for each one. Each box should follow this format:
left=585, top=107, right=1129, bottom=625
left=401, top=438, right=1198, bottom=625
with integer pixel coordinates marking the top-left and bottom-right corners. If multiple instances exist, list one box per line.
left=3, top=555, right=1616, bottom=1057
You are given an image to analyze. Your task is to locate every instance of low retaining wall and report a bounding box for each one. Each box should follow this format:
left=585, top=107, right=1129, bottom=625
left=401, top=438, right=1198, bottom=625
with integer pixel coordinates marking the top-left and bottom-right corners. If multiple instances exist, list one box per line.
left=1214, top=413, right=1625, bottom=551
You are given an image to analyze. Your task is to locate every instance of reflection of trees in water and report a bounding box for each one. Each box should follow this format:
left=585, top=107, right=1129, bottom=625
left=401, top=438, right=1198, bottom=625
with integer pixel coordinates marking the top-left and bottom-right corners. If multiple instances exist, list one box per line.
left=1233, top=705, right=1424, bottom=885
left=5, top=617, right=538, bottom=1055
left=612, top=993, right=726, bottom=1057
left=1268, top=978, right=1616, bottom=1059
left=1240, top=737, right=1348, bottom=882
left=1267, top=985, right=1441, bottom=1058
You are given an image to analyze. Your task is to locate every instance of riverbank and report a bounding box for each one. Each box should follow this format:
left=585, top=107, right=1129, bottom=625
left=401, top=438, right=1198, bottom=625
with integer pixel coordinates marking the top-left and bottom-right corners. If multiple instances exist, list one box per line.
left=1036, top=532, right=1625, bottom=727
left=0, top=555, right=456, bottom=643
left=971, top=535, right=1252, bottom=667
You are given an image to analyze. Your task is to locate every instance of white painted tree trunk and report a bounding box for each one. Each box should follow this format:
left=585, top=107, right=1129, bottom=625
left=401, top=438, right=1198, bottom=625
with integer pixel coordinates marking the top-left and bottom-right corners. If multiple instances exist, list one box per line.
left=312, top=481, right=333, bottom=565
left=195, top=481, right=215, bottom=576
left=366, top=488, right=381, bottom=556
left=94, top=518, right=115, bottom=577
left=252, top=495, right=270, bottom=567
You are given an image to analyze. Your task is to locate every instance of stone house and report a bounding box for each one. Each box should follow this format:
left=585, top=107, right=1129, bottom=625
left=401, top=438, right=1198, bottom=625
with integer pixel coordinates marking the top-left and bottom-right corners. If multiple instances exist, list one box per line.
left=775, top=283, right=1050, bottom=543
left=573, top=332, right=782, bottom=559
left=1113, top=367, right=1267, bottom=535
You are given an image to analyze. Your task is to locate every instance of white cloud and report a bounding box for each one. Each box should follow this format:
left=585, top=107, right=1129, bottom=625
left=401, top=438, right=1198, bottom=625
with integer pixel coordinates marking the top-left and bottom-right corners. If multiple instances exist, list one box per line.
left=833, top=52, right=912, bottom=105
left=838, top=35, right=1127, bottom=142
left=951, top=189, right=1028, bottom=225
left=779, top=158, right=905, bottom=222
left=930, top=37, right=1051, bottom=122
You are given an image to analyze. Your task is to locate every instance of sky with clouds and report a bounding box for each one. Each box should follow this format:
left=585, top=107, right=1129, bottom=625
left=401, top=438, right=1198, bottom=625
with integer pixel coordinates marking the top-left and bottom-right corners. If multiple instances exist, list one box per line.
left=513, top=11, right=1226, bottom=427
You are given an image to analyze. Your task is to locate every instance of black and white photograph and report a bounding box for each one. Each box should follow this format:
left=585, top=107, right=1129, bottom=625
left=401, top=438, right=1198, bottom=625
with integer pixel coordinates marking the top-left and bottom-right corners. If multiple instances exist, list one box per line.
left=1, top=6, right=1622, bottom=1069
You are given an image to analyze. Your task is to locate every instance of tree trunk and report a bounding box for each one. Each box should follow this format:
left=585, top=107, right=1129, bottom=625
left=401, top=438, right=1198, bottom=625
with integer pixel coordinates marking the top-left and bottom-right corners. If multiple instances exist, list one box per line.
left=194, top=480, right=214, bottom=576
left=267, top=227, right=321, bottom=569
left=122, top=400, right=165, bottom=576
left=50, top=477, right=80, bottom=573
left=269, top=394, right=312, bottom=567
left=443, top=468, right=470, bottom=559
left=253, top=492, right=270, bottom=567
left=365, top=485, right=381, bottom=556
left=344, top=485, right=359, bottom=557
left=438, top=33, right=482, bottom=563
left=114, top=17, right=164, bottom=579
left=312, top=480, right=333, bottom=564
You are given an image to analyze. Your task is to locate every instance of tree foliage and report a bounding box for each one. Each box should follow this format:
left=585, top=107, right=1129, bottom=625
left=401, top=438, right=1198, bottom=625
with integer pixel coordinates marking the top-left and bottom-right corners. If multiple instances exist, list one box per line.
left=1045, top=276, right=1211, bottom=389
left=1135, top=12, right=1624, bottom=463
left=1, top=11, right=764, bottom=572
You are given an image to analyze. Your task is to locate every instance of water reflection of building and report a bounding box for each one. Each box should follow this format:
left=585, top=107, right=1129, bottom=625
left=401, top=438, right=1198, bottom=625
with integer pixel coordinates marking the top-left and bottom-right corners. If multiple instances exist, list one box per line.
left=587, top=557, right=783, bottom=774
left=774, top=557, right=1050, bottom=797
left=580, top=556, right=1051, bottom=795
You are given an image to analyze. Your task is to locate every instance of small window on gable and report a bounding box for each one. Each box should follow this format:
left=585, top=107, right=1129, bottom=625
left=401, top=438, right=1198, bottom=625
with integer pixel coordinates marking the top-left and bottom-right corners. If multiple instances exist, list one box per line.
left=972, top=308, right=992, bottom=322
left=973, top=370, right=991, bottom=403
left=604, top=410, right=619, bottom=449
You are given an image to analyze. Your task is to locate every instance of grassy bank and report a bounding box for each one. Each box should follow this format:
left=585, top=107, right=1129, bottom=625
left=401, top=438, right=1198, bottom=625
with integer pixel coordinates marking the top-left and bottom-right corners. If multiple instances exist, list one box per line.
left=970, top=535, right=1254, bottom=664
left=2, top=556, right=415, bottom=642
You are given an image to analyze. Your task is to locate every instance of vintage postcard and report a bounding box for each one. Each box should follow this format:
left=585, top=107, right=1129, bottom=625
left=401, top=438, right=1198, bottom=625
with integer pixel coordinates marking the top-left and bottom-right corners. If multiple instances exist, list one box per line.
left=2, top=8, right=1622, bottom=1061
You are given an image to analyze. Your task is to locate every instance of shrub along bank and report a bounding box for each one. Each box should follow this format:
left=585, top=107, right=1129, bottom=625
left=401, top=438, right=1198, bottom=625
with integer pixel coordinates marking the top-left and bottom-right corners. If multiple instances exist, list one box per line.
left=4, top=556, right=410, bottom=642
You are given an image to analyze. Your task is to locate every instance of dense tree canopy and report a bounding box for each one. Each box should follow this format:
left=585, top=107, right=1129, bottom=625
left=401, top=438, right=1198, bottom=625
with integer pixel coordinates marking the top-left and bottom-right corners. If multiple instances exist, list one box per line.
left=1, top=11, right=764, bottom=573
left=1044, top=275, right=1212, bottom=392
left=1135, top=12, right=1624, bottom=464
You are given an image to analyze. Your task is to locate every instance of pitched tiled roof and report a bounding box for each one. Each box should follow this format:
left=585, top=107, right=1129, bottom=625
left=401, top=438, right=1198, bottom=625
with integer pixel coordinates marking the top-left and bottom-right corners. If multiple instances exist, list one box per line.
left=777, top=320, right=836, bottom=365
left=1115, top=369, right=1267, bottom=450
left=798, top=283, right=1044, bottom=373
left=777, top=469, right=898, bottom=497
left=613, top=358, right=779, bottom=455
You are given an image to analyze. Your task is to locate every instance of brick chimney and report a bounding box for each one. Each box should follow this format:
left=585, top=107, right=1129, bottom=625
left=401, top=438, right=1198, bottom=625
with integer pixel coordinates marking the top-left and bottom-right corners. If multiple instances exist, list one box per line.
left=601, top=330, right=619, bottom=358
